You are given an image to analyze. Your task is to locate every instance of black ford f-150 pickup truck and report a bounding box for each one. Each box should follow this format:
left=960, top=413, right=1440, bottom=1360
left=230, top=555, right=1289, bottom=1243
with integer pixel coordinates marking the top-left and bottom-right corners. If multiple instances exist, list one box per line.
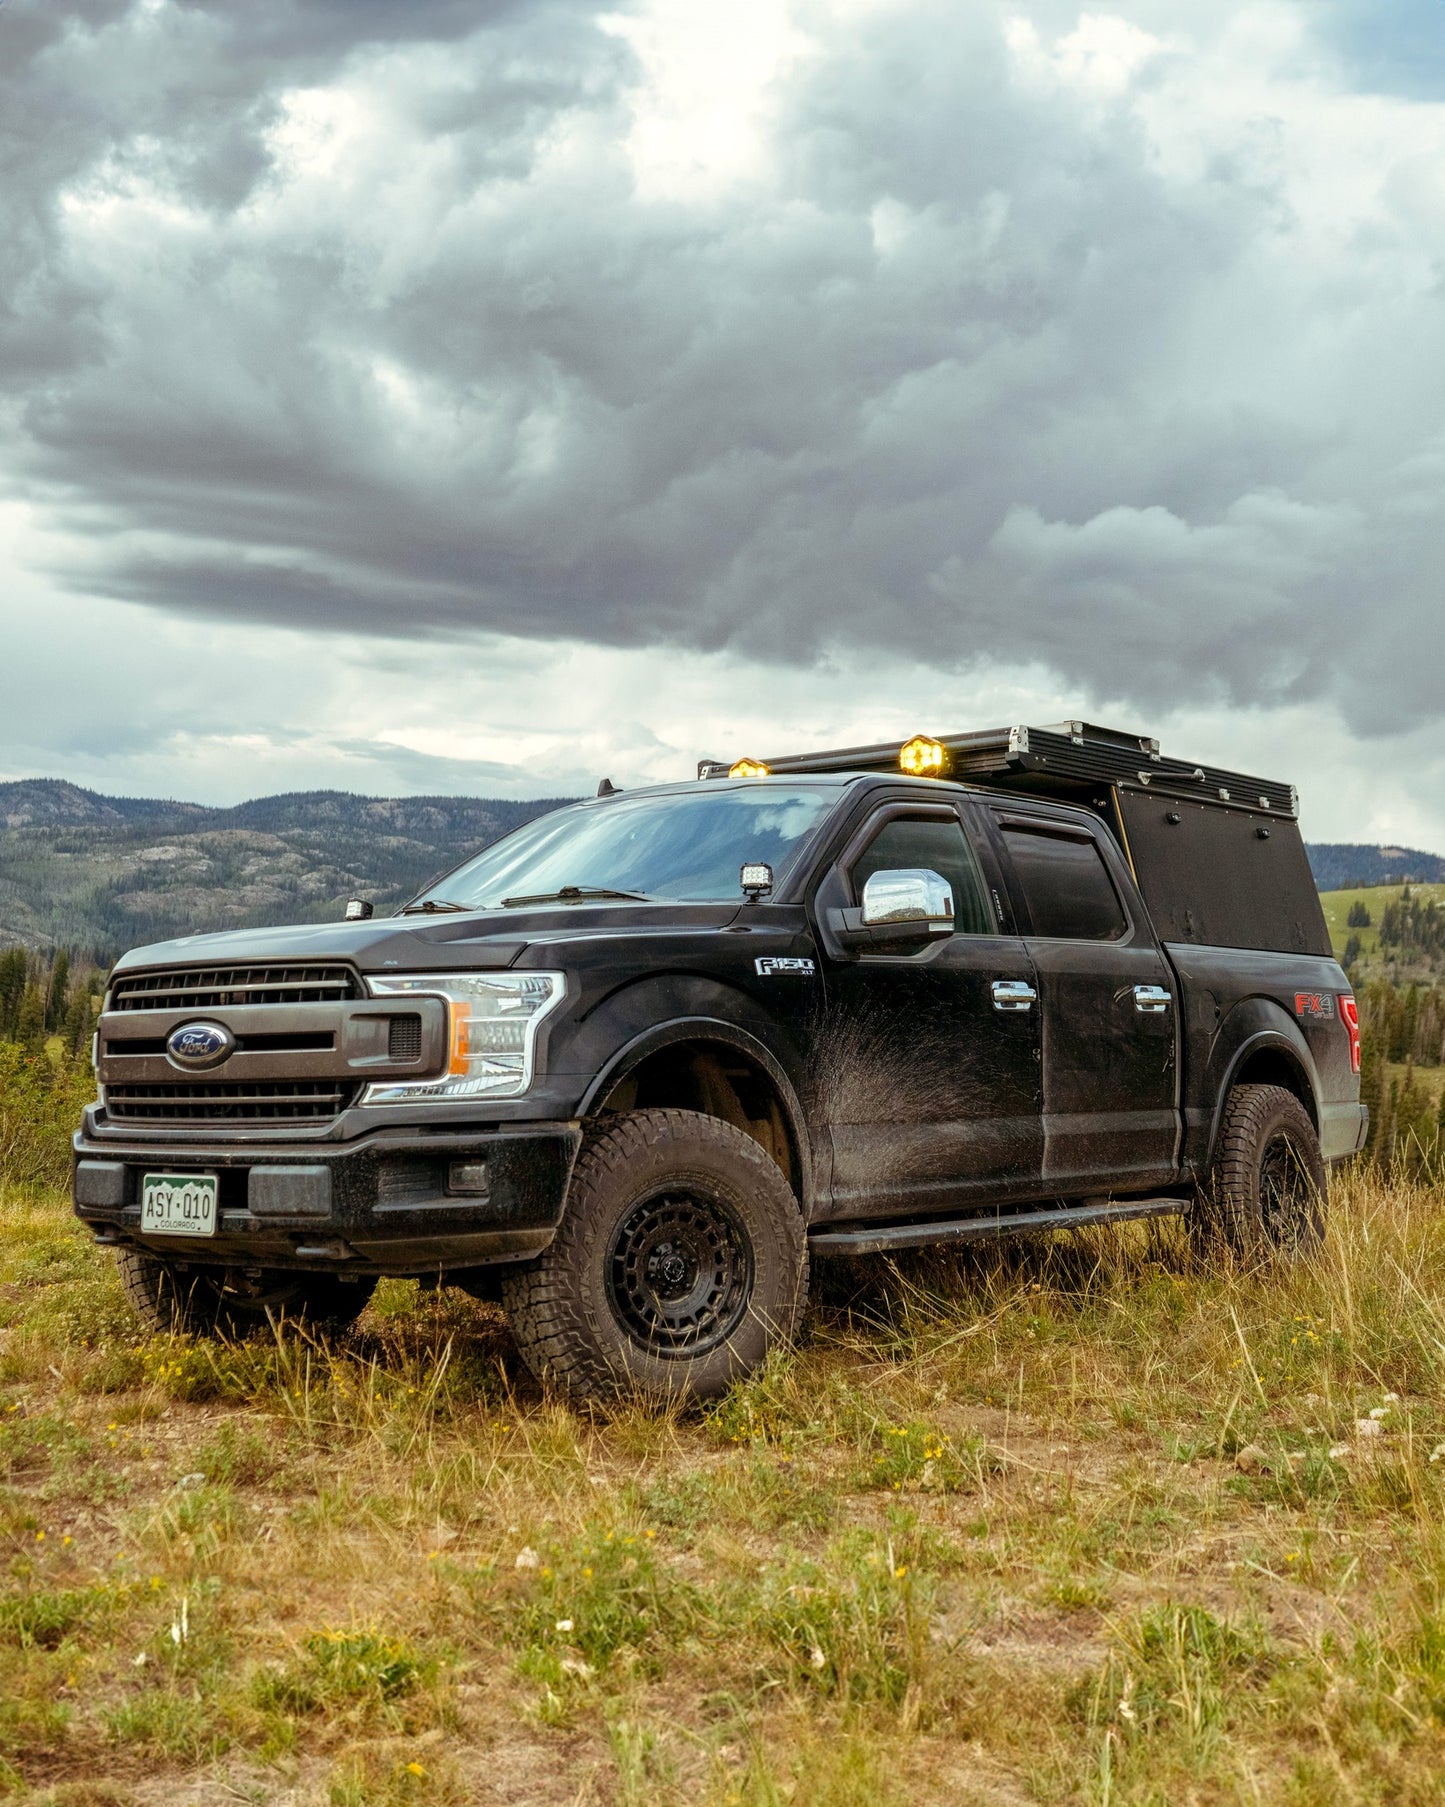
left=73, top=721, right=1365, bottom=1400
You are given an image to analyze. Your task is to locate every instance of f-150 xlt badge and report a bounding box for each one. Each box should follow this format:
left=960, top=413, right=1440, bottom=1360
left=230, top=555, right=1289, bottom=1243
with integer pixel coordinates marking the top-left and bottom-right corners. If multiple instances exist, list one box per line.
left=165, top=1021, right=236, bottom=1070
left=755, top=957, right=816, bottom=977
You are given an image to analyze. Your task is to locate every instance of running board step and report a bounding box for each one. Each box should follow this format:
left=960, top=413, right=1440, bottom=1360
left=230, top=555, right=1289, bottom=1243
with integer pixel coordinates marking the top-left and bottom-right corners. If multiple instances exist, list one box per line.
left=809, top=1196, right=1188, bottom=1257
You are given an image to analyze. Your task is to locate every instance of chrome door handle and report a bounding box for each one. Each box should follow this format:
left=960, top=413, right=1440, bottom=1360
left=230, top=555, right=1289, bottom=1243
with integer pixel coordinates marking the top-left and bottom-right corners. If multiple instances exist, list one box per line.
left=1134, top=984, right=1172, bottom=1014
left=992, top=979, right=1037, bottom=1012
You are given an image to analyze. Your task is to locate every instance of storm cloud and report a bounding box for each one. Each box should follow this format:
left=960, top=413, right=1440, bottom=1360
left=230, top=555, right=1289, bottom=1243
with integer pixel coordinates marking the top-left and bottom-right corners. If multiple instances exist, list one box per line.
left=2, top=0, right=1443, bottom=732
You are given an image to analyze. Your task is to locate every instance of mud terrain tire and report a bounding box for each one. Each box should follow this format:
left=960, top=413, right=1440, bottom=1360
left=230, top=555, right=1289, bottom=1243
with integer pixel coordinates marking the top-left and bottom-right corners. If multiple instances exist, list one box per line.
left=116, top=1248, right=376, bottom=1337
left=1194, top=1083, right=1326, bottom=1260
left=502, top=1108, right=808, bottom=1402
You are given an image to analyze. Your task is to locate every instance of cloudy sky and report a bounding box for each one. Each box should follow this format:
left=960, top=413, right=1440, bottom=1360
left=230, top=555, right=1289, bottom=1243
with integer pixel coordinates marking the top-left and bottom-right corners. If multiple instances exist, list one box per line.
left=1, top=0, right=1442, bottom=845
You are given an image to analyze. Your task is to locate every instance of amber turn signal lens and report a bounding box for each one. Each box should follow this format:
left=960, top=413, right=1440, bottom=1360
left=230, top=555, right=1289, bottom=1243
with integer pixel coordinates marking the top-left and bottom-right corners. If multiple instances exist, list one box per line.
left=729, top=758, right=771, bottom=778
left=899, top=735, right=947, bottom=777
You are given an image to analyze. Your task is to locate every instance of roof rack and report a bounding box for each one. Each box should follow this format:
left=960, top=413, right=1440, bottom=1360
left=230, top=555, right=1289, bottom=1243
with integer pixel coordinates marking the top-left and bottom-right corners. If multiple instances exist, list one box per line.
left=699, top=720, right=1298, bottom=818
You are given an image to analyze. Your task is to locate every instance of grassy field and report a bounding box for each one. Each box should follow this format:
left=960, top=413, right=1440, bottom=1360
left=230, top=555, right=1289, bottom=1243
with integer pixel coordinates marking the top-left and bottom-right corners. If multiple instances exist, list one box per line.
left=1320, top=884, right=1445, bottom=973
left=4, top=1167, right=1445, bottom=1805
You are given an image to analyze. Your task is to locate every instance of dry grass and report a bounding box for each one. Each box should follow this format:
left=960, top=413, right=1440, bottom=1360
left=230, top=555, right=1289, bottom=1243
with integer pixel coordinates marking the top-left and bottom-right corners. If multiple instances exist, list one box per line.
left=3, top=1164, right=1445, bottom=1803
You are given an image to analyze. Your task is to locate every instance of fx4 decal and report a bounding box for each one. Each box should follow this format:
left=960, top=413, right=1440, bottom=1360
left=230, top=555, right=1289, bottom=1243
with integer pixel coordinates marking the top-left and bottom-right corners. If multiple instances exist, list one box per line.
left=1294, top=992, right=1337, bottom=1021
left=756, top=957, right=816, bottom=977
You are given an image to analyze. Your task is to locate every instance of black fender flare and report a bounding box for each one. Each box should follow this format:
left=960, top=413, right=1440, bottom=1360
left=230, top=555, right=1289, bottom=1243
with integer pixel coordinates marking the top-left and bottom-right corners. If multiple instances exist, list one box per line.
left=1202, top=1003, right=1322, bottom=1173
left=575, top=1014, right=816, bottom=1216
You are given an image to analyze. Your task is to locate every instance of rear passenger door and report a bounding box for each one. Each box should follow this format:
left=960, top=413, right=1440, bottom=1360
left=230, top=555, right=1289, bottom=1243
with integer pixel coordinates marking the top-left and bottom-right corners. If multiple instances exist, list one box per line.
left=815, top=801, right=1045, bottom=1220
left=986, top=808, right=1180, bottom=1195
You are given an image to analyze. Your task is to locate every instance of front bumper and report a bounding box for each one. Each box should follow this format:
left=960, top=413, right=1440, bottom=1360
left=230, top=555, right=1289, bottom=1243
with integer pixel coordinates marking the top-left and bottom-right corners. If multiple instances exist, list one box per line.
left=71, top=1121, right=582, bottom=1276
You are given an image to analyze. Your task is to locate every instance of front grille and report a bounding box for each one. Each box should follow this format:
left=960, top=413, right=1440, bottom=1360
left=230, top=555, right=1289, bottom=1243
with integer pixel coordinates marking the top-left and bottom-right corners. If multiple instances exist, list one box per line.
left=110, top=964, right=360, bottom=1013
left=388, top=1014, right=422, bottom=1061
left=106, top=1081, right=359, bottom=1123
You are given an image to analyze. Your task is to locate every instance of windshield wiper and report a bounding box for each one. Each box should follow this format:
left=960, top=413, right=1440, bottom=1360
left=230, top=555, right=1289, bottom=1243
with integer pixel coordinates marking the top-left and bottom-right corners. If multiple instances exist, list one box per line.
left=400, top=899, right=470, bottom=915
left=500, top=885, right=653, bottom=908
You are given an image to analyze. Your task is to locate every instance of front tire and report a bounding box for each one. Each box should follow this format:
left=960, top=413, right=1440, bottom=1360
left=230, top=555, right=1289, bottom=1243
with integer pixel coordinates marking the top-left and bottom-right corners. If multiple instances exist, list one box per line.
left=116, top=1248, right=376, bottom=1337
left=502, top=1108, right=808, bottom=1402
left=1194, top=1083, right=1326, bottom=1260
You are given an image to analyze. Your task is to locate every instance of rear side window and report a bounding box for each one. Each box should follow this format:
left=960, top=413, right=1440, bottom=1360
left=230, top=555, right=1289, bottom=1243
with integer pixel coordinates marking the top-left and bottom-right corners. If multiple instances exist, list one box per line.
left=1002, top=826, right=1127, bottom=941
left=851, top=816, right=993, bottom=934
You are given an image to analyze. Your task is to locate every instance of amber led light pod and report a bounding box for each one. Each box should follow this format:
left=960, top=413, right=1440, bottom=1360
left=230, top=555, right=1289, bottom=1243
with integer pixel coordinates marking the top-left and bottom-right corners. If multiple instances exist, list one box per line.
left=899, top=735, right=947, bottom=777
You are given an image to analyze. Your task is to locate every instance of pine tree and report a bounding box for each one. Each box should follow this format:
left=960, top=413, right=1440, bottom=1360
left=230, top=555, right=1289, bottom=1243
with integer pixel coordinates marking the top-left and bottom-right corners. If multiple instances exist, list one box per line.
left=1415, top=986, right=1445, bottom=1064
left=14, top=982, right=47, bottom=1054
left=0, top=949, right=26, bottom=1040
left=1387, top=986, right=1411, bottom=1062
left=1359, top=1035, right=1386, bottom=1160
left=63, top=986, right=94, bottom=1059
left=1404, top=985, right=1422, bottom=1065
left=1381, top=1077, right=1401, bottom=1170
left=46, top=950, right=70, bottom=1033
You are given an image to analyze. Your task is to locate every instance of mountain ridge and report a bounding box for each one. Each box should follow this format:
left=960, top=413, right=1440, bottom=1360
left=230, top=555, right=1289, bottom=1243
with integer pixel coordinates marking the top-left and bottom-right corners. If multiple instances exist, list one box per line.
left=1303, top=842, right=1445, bottom=890
left=0, top=779, right=575, bottom=955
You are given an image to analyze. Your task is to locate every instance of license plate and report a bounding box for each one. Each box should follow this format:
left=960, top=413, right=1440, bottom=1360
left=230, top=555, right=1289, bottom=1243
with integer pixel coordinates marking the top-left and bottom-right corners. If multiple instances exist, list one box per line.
left=140, top=1172, right=218, bottom=1237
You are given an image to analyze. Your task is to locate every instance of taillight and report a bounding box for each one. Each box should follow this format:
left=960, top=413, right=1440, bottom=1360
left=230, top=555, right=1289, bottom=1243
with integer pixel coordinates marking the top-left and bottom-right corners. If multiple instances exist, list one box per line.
left=1340, top=993, right=1361, bottom=1076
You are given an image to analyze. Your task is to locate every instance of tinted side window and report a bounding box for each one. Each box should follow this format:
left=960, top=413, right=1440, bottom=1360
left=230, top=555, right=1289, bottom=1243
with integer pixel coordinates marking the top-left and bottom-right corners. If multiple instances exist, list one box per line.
left=1002, top=827, right=1126, bottom=941
left=851, top=816, right=993, bottom=934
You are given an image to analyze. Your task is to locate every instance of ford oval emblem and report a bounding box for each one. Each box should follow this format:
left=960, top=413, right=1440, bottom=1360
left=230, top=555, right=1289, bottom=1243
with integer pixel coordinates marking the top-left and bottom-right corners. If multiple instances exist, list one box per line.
left=165, top=1021, right=236, bottom=1071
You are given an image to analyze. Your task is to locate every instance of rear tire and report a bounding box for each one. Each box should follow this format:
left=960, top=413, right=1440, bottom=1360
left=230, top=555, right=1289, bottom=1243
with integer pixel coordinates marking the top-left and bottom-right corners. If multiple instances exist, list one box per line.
left=502, top=1108, right=808, bottom=1403
left=1194, top=1083, right=1326, bottom=1260
left=116, top=1248, right=376, bottom=1337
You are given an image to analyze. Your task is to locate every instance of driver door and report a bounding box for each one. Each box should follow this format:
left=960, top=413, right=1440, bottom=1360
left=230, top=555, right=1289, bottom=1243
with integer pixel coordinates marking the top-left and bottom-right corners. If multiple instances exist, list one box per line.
left=815, top=801, right=1045, bottom=1222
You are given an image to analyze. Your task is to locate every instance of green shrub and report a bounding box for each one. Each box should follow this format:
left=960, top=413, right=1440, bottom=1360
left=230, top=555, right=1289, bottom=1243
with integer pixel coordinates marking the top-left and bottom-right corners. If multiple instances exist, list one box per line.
left=101, top=1686, right=231, bottom=1763
left=305, top=1631, right=430, bottom=1703
left=857, top=1420, right=995, bottom=1493
left=505, top=1524, right=690, bottom=1676
left=0, top=1044, right=94, bottom=1192
left=254, top=1629, right=435, bottom=1716
left=0, top=1581, right=125, bottom=1650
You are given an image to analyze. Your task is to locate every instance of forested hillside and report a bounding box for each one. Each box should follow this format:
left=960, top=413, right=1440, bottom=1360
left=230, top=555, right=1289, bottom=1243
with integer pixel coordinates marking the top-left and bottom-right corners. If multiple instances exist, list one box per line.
left=0, top=780, right=573, bottom=957
left=1319, top=881, right=1445, bottom=1176
left=1305, top=842, right=1445, bottom=888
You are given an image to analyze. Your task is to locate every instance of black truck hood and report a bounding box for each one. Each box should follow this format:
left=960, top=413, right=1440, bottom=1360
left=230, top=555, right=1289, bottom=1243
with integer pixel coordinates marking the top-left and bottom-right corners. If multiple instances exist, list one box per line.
left=109, top=901, right=747, bottom=977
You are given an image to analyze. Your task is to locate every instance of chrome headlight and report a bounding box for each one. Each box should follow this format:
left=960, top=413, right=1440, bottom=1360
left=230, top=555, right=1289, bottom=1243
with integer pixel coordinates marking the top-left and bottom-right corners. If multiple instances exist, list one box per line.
left=363, top=971, right=565, bottom=1104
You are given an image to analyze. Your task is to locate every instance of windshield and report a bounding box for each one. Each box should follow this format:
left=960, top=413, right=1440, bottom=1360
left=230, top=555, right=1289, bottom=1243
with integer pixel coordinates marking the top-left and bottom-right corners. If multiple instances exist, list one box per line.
left=410, top=785, right=837, bottom=911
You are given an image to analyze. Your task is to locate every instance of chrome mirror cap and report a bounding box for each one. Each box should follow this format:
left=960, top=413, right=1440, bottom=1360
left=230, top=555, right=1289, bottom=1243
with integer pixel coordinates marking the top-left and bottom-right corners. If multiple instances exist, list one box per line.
left=860, top=868, right=955, bottom=929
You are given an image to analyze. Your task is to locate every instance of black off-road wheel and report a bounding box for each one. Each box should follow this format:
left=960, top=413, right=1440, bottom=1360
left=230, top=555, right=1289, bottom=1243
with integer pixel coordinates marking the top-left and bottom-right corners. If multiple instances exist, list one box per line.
left=502, top=1108, right=808, bottom=1403
left=1193, top=1083, right=1327, bottom=1261
left=116, top=1248, right=376, bottom=1337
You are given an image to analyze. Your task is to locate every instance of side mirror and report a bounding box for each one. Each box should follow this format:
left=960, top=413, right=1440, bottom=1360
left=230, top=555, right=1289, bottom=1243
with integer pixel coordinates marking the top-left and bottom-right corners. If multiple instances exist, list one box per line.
left=861, top=868, right=954, bottom=929
left=827, top=868, right=955, bottom=952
